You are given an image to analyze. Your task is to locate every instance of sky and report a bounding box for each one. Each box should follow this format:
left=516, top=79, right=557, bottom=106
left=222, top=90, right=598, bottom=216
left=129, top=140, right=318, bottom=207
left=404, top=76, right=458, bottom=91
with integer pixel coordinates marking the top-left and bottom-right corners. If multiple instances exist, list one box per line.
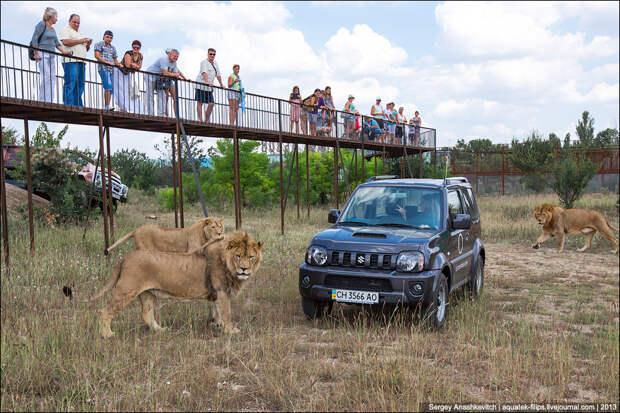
left=1, top=1, right=618, bottom=158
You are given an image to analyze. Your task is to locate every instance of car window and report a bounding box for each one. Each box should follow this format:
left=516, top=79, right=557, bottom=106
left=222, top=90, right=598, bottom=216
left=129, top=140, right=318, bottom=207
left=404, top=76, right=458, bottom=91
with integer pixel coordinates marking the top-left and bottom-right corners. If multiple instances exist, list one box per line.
left=447, top=190, right=462, bottom=215
left=460, top=189, right=472, bottom=215
left=464, top=188, right=480, bottom=220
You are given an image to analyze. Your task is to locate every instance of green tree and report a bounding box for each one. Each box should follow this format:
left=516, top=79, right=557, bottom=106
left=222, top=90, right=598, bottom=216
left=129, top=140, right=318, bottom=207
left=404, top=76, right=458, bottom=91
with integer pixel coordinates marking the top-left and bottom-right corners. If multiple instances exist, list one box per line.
left=509, top=130, right=556, bottom=193
left=575, top=111, right=595, bottom=147
left=2, top=126, right=21, bottom=144
left=31, top=123, right=68, bottom=148
left=550, top=152, right=600, bottom=209
left=154, top=134, right=207, bottom=173
left=594, top=128, right=618, bottom=147
left=111, top=148, right=159, bottom=192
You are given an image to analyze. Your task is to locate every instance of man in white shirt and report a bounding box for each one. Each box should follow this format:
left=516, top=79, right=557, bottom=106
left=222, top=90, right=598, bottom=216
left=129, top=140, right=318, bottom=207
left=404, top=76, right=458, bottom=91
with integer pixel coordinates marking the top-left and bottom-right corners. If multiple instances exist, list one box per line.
left=59, top=14, right=91, bottom=106
left=195, top=48, right=223, bottom=122
left=370, top=97, right=387, bottom=142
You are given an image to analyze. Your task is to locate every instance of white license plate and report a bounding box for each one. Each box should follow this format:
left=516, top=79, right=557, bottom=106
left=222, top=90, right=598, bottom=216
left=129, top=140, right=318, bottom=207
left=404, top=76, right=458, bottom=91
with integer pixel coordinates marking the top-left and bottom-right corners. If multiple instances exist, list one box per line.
left=331, top=289, right=379, bottom=304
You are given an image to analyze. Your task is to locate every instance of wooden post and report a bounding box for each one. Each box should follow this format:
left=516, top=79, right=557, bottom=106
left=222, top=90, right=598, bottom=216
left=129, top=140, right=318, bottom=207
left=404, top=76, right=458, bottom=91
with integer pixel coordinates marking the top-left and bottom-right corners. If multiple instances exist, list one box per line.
left=170, top=133, right=178, bottom=228
left=105, top=126, right=114, bottom=239
left=97, top=115, right=109, bottom=254
left=24, top=118, right=34, bottom=254
left=233, top=130, right=241, bottom=230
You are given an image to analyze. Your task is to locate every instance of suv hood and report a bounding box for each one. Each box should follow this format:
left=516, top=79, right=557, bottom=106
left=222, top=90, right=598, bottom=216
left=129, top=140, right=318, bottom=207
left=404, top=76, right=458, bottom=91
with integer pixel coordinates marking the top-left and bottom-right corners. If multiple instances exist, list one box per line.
left=311, top=225, right=437, bottom=251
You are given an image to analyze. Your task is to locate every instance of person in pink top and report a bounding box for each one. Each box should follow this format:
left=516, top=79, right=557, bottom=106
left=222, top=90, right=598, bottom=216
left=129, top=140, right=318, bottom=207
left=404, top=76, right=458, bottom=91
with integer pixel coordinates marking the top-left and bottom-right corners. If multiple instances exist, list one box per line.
left=289, top=86, right=302, bottom=134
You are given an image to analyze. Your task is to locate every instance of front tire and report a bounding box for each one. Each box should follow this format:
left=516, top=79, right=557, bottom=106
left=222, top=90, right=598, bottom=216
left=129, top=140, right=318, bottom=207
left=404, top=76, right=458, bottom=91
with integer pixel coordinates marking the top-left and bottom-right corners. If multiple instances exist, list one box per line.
left=466, top=258, right=484, bottom=298
left=301, top=296, right=332, bottom=320
left=424, top=273, right=448, bottom=330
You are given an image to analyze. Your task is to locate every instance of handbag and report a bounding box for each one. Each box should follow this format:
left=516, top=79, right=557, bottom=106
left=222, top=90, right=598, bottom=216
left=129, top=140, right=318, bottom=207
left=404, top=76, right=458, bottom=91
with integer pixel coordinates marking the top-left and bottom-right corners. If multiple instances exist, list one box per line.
left=28, top=27, right=45, bottom=61
left=130, top=74, right=141, bottom=99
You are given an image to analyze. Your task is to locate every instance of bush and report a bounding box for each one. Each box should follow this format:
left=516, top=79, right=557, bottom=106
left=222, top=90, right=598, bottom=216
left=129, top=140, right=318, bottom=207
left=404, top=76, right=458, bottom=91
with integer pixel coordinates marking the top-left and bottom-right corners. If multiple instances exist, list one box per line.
left=550, top=152, right=600, bottom=209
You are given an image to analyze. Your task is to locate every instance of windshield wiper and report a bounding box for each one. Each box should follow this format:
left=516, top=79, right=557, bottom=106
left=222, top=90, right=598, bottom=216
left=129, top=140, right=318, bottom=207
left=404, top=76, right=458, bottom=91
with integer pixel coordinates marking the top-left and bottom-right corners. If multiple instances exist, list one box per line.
left=378, top=223, right=417, bottom=228
left=339, top=221, right=368, bottom=226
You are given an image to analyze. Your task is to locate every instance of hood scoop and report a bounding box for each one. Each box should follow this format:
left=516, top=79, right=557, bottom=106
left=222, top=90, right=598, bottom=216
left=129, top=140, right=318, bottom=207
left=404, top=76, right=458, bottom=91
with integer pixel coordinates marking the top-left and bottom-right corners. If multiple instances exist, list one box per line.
left=352, top=232, right=387, bottom=238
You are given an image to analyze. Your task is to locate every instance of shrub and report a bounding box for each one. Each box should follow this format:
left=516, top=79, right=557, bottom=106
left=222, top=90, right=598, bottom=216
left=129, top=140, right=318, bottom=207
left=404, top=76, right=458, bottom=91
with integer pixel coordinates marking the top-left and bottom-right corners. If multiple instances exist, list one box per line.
left=550, top=152, right=600, bottom=209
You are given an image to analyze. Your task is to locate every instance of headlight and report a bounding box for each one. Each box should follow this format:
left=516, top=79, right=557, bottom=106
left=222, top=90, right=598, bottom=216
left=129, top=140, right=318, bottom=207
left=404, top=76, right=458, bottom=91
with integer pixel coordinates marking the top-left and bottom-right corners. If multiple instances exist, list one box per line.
left=396, top=251, right=424, bottom=272
left=306, top=245, right=328, bottom=266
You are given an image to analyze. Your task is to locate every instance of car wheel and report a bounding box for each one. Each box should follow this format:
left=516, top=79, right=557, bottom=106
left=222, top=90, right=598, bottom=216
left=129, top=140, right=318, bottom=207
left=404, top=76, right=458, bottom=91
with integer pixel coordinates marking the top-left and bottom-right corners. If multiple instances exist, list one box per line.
left=301, top=296, right=332, bottom=320
left=466, top=258, right=484, bottom=298
left=424, top=273, right=448, bottom=330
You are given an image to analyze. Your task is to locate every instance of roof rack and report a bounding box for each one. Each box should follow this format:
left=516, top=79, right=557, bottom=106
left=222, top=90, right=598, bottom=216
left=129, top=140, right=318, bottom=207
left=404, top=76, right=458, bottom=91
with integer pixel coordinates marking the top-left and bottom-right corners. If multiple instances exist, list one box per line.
left=443, top=177, right=469, bottom=185
left=366, top=175, right=398, bottom=182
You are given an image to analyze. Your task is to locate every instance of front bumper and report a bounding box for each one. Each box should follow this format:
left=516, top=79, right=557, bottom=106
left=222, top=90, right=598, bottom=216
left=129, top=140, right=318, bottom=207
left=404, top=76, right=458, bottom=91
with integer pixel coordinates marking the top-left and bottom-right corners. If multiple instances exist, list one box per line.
left=299, top=263, right=440, bottom=307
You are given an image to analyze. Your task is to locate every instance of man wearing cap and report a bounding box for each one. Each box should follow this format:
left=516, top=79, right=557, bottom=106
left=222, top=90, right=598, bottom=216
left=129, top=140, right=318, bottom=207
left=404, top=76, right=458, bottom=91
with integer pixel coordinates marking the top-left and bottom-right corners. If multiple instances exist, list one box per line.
left=94, top=30, right=121, bottom=111
left=59, top=14, right=91, bottom=106
left=371, top=97, right=387, bottom=142
left=363, top=115, right=382, bottom=142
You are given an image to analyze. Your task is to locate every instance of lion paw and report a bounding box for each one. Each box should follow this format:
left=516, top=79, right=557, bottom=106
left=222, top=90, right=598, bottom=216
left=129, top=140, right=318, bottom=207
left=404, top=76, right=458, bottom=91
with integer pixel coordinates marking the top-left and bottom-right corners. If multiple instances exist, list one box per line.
left=532, top=243, right=540, bottom=249
left=224, top=325, right=240, bottom=334
left=100, top=329, right=115, bottom=339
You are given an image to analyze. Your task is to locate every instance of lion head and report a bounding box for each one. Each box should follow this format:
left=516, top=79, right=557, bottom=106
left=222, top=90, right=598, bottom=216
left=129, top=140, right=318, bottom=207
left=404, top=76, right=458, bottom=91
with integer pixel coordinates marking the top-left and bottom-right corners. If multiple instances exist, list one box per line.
left=224, top=231, right=264, bottom=281
left=202, top=217, right=225, bottom=240
left=534, top=203, right=556, bottom=226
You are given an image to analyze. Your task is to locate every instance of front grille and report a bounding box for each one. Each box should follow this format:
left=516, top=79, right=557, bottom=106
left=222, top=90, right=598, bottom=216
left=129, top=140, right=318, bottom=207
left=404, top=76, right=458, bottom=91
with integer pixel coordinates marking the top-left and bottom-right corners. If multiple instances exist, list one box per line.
left=328, top=250, right=394, bottom=270
left=325, top=275, right=393, bottom=292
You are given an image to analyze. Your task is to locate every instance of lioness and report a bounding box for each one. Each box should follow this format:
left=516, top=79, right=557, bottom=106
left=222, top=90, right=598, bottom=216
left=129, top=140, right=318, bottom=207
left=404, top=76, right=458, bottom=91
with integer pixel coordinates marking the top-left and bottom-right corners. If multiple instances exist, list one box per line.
left=104, top=217, right=224, bottom=255
left=67, top=231, right=262, bottom=337
left=532, top=203, right=618, bottom=253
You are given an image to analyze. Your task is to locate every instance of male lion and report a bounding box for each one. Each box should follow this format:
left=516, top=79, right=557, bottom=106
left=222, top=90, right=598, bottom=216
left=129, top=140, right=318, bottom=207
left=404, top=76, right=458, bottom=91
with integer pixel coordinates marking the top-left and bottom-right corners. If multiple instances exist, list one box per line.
left=104, top=217, right=224, bottom=255
left=532, top=203, right=618, bottom=253
left=66, top=231, right=263, bottom=337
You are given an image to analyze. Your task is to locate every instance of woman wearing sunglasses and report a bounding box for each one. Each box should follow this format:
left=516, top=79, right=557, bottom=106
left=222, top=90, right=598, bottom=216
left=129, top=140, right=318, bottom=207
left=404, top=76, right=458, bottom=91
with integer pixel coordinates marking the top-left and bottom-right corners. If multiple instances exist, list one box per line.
left=115, top=40, right=143, bottom=112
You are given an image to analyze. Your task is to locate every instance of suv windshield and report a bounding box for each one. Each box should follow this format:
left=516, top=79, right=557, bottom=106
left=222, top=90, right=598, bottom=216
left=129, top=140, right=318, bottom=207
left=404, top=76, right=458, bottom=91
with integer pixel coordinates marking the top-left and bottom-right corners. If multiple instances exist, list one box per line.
left=339, top=186, right=443, bottom=230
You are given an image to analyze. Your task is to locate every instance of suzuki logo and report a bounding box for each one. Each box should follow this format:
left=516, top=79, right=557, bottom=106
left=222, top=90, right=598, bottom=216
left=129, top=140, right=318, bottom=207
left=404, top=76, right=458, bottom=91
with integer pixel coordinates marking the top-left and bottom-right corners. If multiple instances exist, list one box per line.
left=357, top=255, right=365, bottom=265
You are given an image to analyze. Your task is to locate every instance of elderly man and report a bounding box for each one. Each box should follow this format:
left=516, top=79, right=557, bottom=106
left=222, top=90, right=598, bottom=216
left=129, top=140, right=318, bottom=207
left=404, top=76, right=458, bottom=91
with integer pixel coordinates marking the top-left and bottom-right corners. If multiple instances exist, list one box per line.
left=59, top=14, right=91, bottom=106
left=146, top=48, right=186, bottom=117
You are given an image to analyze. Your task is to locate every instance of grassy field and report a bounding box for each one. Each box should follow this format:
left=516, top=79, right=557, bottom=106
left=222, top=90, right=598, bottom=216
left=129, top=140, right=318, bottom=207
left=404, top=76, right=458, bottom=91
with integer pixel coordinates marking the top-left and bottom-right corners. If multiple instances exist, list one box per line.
left=1, top=191, right=618, bottom=411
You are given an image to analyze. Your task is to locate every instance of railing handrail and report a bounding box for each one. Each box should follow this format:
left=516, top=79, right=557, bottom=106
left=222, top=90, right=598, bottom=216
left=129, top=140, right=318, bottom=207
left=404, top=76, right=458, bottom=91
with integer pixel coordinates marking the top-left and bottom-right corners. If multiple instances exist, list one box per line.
left=2, top=38, right=436, bottom=135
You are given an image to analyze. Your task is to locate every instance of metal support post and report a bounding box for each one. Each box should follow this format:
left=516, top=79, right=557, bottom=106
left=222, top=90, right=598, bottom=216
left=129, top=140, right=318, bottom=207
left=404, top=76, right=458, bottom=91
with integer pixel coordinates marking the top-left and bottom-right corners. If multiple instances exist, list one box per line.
left=333, top=144, right=339, bottom=209
left=1, top=118, right=9, bottom=271
left=24, top=118, right=34, bottom=254
left=501, top=145, right=505, bottom=195
left=233, top=130, right=242, bottom=229
left=176, top=129, right=184, bottom=228
left=419, top=149, right=423, bottom=178
left=170, top=133, right=178, bottom=228
left=295, top=144, right=300, bottom=220
left=278, top=101, right=284, bottom=235
left=105, top=126, right=114, bottom=239
left=306, top=144, right=310, bottom=219
left=97, top=115, right=110, bottom=254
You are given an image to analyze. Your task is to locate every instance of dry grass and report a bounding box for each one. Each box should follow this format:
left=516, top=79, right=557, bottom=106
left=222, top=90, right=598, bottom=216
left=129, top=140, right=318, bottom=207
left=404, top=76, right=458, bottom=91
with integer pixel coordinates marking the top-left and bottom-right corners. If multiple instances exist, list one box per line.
left=1, top=191, right=618, bottom=411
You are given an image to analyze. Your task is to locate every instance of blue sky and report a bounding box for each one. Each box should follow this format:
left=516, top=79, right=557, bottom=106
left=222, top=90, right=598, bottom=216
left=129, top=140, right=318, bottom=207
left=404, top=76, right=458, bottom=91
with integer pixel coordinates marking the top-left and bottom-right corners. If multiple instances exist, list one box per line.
left=1, top=1, right=618, bottom=157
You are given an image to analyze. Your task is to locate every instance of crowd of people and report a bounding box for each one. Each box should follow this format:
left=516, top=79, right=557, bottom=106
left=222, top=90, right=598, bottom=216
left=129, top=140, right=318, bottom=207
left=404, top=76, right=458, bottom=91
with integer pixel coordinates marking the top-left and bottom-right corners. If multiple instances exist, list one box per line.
left=29, top=7, right=423, bottom=147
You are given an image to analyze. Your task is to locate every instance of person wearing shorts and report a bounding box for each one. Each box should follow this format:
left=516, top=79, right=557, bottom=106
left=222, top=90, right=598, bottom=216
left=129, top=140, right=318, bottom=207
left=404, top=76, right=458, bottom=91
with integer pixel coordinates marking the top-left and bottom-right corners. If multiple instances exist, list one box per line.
left=363, top=116, right=382, bottom=142
left=195, top=48, right=223, bottom=122
left=94, top=30, right=121, bottom=111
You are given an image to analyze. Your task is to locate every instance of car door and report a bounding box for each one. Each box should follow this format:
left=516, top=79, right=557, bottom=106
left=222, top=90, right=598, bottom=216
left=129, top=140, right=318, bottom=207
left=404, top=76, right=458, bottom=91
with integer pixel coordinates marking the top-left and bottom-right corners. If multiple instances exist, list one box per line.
left=458, top=188, right=477, bottom=276
left=446, top=189, right=472, bottom=286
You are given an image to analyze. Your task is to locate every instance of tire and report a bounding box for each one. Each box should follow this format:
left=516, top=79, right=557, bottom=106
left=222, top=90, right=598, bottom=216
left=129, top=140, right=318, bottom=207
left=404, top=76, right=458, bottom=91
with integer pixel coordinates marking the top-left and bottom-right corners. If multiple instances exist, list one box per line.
left=301, top=296, right=332, bottom=320
left=466, top=257, right=484, bottom=299
left=424, top=273, right=448, bottom=330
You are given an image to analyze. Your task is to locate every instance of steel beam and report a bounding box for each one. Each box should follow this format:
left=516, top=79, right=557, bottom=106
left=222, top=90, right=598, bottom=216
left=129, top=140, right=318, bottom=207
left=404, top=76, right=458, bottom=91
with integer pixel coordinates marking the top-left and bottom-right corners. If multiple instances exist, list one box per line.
left=105, top=126, right=114, bottom=239
left=233, top=130, right=241, bottom=229
left=24, top=117, right=34, bottom=254
left=170, top=133, right=178, bottom=228
left=97, top=114, right=110, bottom=254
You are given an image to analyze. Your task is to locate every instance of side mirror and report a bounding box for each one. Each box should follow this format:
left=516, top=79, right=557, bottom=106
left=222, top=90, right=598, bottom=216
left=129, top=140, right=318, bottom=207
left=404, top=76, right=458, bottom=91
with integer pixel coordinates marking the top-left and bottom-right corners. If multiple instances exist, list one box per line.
left=452, top=214, right=471, bottom=230
left=328, top=209, right=340, bottom=223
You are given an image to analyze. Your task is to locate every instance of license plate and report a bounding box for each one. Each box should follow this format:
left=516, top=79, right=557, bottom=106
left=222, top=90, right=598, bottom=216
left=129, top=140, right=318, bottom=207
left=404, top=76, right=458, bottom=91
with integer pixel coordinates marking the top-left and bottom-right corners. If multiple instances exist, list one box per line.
left=331, top=289, right=379, bottom=304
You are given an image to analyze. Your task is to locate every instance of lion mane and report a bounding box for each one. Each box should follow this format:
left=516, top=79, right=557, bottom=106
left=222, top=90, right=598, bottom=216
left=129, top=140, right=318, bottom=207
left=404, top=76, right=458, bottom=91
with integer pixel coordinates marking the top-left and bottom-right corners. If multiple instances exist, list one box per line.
left=104, top=217, right=224, bottom=255
left=66, top=231, right=263, bottom=337
left=532, top=203, right=618, bottom=253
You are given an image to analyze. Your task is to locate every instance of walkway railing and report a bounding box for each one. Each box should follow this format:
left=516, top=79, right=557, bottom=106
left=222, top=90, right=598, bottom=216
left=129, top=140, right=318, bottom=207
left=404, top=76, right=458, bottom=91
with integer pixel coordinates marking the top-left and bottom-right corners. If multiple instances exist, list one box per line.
left=0, top=39, right=436, bottom=151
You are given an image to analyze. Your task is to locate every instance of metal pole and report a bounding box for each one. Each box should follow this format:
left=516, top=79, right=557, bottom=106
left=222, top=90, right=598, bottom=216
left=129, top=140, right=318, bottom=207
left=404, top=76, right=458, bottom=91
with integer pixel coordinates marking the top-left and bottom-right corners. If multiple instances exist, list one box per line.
left=233, top=130, right=241, bottom=229
left=354, top=149, right=358, bottom=187
left=382, top=146, right=385, bottom=175
left=333, top=144, right=339, bottom=209
left=170, top=133, right=178, bottom=228
left=374, top=156, right=377, bottom=176
left=24, top=117, right=34, bottom=254
left=419, top=149, right=423, bottom=178
left=97, top=115, right=110, bottom=254
left=1, top=118, right=10, bottom=271
left=362, top=140, right=365, bottom=182
left=295, top=144, right=300, bottom=220
left=501, top=145, right=505, bottom=195
left=176, top=127, right=184, bottom=228
left=105, top=126, right=114, bottom=239
left=278, top=101, right=284, bottom=235
left=306, top=144, right=310, bottom=219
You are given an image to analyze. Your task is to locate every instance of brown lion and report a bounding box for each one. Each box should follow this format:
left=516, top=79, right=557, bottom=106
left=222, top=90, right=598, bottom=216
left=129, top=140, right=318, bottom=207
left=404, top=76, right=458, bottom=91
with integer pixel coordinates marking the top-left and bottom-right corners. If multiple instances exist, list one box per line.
left=66, top=231, right=263, bottom=337
left=532, top=203, right=618, bottom=253
left=104, top=217, right=224, bottom=255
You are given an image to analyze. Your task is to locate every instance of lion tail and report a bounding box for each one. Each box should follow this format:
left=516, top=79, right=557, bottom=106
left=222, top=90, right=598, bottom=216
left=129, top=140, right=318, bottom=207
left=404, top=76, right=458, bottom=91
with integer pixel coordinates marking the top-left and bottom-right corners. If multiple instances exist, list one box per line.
left=606, top=216, right=619, bottom=232
left=104, top=230, right=135, bottom=255
left=66, top=260, right=124, bottom=303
